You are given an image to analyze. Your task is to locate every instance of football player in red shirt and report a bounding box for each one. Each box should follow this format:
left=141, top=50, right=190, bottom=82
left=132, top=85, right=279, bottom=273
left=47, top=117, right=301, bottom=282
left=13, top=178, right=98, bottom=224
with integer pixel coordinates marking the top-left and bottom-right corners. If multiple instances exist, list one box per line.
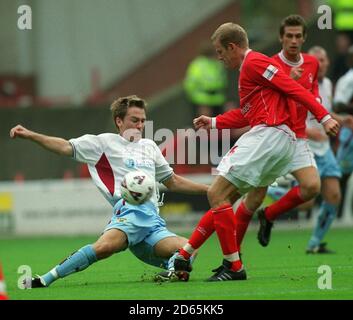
left=224, top=15, right=324, bottom=250
left=173, top=22, right=339, bottom=281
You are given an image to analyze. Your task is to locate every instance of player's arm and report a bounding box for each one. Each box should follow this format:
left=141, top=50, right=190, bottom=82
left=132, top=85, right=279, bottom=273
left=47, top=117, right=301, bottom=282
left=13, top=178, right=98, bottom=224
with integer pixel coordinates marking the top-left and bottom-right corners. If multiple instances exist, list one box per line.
left=9, top=124, right=73, bottom=156
left=162, top=173, right=208, bottom=194
left=193, top=109, right=249, bottom=130
left=272, top=76, right=338, bottom=134
left=249, top=58, right=339, bottom=136
left=214, top=108, right=249, bottom=129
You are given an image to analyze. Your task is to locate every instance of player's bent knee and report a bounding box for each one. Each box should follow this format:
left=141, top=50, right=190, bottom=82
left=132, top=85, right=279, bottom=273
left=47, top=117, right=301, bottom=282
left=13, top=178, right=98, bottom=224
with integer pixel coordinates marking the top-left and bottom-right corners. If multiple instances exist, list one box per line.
left=245, top=196, right=263, bottom=211
left=93, top=241, right=123, bottom=259
left=207, top=188, right=226, bottom=208
left=301, top=182, right=321, bottom=200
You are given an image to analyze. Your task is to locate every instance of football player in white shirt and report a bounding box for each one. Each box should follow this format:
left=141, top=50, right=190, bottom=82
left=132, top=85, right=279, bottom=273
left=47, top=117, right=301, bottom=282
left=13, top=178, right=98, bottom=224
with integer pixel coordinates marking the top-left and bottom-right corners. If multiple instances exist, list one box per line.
left=333, top=46, right=353, bottom=218
left=10, top=95, right=208, bottom=287
left=306, top=46, right=353, bottom=253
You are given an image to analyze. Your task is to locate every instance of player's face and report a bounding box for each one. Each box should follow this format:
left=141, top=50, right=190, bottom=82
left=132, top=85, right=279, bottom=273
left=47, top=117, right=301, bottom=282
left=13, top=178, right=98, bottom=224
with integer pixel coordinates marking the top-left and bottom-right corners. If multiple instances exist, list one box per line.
left=312, top=51, right=329, bottom=80
left=213, top=40, right=241, bottom=69
left=280, top=26, right=305, bottom=58
left=117, top=106, right=146, bottom=141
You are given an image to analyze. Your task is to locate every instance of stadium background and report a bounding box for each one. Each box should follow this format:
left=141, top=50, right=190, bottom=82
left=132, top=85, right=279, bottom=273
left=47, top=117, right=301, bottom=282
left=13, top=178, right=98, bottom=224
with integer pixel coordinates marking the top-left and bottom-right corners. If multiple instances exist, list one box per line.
left=1, top=0, right=353, bottom=300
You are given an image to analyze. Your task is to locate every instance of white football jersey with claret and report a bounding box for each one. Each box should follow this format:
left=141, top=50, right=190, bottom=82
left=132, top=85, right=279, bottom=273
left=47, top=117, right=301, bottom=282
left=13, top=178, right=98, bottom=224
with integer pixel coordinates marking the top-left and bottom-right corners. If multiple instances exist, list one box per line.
left=334, top=68, right=353, bottom=105
left=69, top=133, right=173, bottom=208
left=306, top=77, right=332, bottom=156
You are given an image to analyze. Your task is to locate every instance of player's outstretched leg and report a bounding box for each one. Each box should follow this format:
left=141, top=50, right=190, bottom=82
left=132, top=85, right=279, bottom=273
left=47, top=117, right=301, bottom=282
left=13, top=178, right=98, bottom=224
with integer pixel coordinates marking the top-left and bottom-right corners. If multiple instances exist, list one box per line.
left=24, top=244, right=98, bottom=288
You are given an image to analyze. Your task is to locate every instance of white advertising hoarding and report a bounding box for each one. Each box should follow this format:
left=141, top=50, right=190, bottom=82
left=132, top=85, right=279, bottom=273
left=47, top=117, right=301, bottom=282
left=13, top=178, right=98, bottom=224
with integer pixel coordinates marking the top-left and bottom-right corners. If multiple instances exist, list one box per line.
left=0, top=180, right=112, bottom=235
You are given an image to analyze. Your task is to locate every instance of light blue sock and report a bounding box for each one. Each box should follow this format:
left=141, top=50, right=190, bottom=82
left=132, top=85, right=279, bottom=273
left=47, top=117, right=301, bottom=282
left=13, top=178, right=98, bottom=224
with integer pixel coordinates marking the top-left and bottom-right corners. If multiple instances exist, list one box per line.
left=41, top=244, right=97, bottom=286
left=308, top=202, right=337, bottom=249
left=166, top=251, right=197, bottom=271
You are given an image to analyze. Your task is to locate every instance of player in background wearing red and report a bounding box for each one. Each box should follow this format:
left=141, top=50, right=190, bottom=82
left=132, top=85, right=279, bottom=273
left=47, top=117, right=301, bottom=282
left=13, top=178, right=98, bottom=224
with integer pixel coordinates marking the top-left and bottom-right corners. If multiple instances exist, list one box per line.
left=173, top=22, right=339, bottom=281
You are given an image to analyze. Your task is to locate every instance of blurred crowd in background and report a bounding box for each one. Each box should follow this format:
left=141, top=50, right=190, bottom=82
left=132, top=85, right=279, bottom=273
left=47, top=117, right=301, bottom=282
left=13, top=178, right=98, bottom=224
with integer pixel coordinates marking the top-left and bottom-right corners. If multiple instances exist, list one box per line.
left=1, top=0, right=353, bottom=183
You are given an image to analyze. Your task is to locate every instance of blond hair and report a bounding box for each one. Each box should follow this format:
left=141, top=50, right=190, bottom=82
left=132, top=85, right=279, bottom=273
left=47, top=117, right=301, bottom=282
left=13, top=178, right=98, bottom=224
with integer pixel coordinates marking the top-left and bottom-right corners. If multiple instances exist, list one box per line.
left=211, top=22, right=249, bottom=49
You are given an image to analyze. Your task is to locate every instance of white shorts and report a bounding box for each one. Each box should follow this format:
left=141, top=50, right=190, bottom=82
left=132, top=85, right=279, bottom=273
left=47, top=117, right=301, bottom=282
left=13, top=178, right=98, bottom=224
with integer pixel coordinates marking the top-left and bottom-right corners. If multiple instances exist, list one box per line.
left=217, top=125, right=296, bottom=194
left=290, top=139, right=317, bottom=173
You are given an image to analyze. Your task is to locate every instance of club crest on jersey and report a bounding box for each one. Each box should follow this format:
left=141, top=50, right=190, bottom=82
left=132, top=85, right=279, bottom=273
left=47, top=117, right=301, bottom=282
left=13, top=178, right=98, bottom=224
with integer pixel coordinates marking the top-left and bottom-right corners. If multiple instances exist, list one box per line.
left=309, top=73, right=313, bottom=83
left=241, top=103, right=251, bottom=115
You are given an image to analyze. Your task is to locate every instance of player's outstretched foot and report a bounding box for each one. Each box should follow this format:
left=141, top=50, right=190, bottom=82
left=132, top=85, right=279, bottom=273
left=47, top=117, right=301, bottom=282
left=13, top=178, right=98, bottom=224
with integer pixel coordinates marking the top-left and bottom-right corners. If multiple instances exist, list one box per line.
left=23, top=275, right=46, bottom=289
left=154, top=270, right=189, bottom=282
left=206, top=265, right=247, bottom=282
left=306, top=242, right=335, bottom=254
left=257, top=208, right=273, bottom=247
left=173, top=253, right=191, bottom=281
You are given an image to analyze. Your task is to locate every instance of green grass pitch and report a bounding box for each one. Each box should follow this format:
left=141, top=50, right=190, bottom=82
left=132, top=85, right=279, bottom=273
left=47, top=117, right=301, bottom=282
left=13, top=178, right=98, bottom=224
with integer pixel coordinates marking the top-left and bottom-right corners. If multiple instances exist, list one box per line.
left=1, top=228, right=353, bottom=300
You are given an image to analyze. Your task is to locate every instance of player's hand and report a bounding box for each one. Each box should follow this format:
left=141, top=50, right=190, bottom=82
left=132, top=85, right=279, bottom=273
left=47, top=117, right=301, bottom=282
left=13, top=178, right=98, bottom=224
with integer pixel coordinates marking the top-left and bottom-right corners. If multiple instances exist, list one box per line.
left=290, top=67, right=304, bottom=80
left=193, top=115, right=212, bottom=130
left=323, top=118, right=340, bottom=137
left=9, top=125, right=33, bottom=139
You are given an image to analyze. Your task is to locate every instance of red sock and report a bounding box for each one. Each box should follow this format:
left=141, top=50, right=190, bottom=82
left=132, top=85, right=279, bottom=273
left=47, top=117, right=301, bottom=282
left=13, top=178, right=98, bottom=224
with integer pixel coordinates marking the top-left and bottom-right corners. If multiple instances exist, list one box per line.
left=231, top=259, right=243, bottom=271
left=213, top=204, right=240, bottom=252
left=188, top=209, right=215, bottom=249
left=213, top=204, right=243, bottom=272
left=234, top=201, right=253, bottom=248
left=179, top=209, right=215, bottom=260
left=265, top=186, right=305, bottom=221
left=178, top=248, right=191, bottom=259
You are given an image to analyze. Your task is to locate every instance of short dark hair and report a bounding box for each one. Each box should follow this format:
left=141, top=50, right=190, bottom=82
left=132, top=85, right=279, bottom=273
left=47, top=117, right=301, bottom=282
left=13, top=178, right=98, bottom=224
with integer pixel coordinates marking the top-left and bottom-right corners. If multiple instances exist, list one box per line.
left=110, top=95, right=147, bottom=123
left=279, top=14, right=307, bottom=38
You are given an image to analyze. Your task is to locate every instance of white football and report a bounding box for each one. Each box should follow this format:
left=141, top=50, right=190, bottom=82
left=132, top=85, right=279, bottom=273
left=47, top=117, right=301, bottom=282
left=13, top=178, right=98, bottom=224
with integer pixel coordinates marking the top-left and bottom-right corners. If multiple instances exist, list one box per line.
left=120, top=170, right=155, bottom=205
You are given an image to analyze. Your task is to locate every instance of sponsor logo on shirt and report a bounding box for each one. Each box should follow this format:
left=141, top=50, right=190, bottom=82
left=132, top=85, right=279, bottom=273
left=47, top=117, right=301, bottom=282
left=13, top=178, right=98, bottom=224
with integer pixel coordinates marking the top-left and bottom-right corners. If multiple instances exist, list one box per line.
left=125, top=159, right=135, bottom=168
left=262, top=64, right=278, bottom=81
left=124, top=158, right=154, bottom=169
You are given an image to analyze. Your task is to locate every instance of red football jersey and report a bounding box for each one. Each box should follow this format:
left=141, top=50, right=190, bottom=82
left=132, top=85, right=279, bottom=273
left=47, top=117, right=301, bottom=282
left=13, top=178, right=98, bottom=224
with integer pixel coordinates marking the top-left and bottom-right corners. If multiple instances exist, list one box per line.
left=216, top=50, right=328, bottom=131
left=272, top=51, right=320, bottom=138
